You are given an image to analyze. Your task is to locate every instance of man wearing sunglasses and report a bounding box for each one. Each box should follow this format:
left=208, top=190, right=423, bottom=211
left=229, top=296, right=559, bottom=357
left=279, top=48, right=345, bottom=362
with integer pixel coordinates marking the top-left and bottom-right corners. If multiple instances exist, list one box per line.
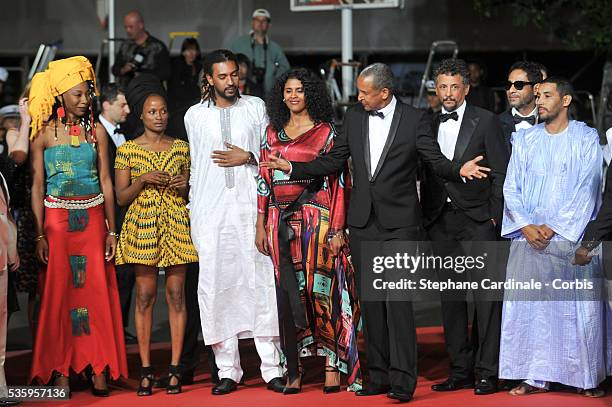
left=499, top=62, right=544, bottom=154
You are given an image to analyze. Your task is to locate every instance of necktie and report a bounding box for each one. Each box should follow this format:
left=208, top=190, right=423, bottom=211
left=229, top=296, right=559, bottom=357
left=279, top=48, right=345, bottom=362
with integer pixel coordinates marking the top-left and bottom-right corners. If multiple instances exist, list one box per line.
left=513, top=114, right=536, bottom=125
left=113, top=126, right=121, bottom=134
left=369, top=110, right=384, bottom=119
left=439, top=111, right=459, bottom=123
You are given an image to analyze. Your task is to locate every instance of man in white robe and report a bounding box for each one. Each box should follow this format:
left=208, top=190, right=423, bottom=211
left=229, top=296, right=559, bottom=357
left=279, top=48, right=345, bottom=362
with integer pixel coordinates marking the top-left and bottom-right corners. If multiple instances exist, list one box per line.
left=500, top=77, right=606, bottom=397
left=184, top=49, right=283, bottom=395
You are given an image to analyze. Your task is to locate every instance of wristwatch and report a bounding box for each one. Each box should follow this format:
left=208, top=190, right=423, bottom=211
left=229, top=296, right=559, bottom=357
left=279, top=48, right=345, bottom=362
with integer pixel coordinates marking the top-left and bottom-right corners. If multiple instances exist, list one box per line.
left=245, top=152, right=257, bottom=166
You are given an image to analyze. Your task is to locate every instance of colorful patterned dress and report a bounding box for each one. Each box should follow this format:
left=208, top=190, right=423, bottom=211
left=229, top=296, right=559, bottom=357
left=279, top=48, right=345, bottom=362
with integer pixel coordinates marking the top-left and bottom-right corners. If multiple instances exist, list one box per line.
left=114, top=139, right=198, bottom=267
left=30, top=143, right=128, bottom=384
left=257, top=122, right=362, bottom=390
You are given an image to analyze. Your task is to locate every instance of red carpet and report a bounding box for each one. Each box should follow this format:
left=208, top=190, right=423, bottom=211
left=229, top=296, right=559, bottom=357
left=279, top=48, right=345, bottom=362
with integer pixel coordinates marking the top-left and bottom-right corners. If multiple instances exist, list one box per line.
left=7, top=326, right=611, bottom=406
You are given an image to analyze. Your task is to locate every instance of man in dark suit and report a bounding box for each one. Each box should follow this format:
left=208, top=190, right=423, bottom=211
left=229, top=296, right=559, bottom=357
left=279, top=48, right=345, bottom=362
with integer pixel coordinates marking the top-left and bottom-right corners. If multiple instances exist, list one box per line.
left=97, top=83, right=136, bottom=343
left=576, top=165, right=612, bottom=265
left=421, top=59, right=508, bottom=395
left=262, top=63, right=489, bottom=402
left=498, top=61, right=543, bottom=154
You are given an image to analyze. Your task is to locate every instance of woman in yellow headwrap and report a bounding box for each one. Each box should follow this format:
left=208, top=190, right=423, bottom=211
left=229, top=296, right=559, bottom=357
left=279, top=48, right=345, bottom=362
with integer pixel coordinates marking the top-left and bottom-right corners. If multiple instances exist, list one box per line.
left=28, top=56, right=128, bottom=396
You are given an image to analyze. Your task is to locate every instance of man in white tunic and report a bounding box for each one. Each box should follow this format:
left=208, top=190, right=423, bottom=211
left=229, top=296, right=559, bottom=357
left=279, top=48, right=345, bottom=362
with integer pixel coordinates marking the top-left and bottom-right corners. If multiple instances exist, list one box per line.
left=500, top=77, right=606, bottom=398
left=184, top=49, right=283, bottom=395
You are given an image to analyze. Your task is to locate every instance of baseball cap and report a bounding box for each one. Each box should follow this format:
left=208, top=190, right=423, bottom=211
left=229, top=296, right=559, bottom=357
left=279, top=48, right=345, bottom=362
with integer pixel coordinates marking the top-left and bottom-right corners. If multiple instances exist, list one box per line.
left=252, top=8, right=271, bottom=20
left=0, top=104, right=20, bottom=122
left=0, top=68, right=8, bottom=82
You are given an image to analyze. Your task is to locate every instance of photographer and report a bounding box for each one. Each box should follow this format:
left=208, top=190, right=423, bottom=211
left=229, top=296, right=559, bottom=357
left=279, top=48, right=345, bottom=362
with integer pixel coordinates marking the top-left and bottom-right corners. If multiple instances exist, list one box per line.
left=230, top=8, right=289, bottom=98
left=112, top=10, right=170, bottom=89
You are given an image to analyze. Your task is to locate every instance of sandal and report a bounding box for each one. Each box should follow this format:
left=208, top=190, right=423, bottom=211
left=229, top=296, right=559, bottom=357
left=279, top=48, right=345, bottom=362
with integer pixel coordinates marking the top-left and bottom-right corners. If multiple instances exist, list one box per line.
left=167, top=364, right=182, bottom=394
left=137, top=366, right=155, bottom=396
left=283, top=367, right=304, bottom=395
left=509, top=382, right=548, bottom=396
left=579, top=387, right=605, bottom=398
left=323, top=366, right=340, bottom=394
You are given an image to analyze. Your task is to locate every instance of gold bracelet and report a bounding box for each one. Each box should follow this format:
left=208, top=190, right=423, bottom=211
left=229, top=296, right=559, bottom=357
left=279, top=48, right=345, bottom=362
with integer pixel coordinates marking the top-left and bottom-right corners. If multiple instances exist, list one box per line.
left=34, top=234, right=46, bottom=242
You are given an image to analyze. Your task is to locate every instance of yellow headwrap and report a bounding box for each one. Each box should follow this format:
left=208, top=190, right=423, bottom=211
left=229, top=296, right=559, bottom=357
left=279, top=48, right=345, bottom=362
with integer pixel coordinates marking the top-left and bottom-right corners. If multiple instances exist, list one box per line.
left=28, top=56, right=98, bottom=139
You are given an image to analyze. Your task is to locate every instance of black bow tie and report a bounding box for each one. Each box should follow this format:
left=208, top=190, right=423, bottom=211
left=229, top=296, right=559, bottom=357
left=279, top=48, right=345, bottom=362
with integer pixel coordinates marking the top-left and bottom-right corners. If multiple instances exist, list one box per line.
left=513, top=114, right=536, bottom=125
left=113, top=126, right=121, bottom=134
left=439, top=111, right=459, bottom=123
left=369, top=110, right=385, bottom=119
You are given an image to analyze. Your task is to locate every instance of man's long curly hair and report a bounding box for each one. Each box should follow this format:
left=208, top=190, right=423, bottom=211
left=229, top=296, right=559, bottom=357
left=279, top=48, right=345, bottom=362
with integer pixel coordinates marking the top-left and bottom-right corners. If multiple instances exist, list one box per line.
left=266, top=68, right=333, bottom=132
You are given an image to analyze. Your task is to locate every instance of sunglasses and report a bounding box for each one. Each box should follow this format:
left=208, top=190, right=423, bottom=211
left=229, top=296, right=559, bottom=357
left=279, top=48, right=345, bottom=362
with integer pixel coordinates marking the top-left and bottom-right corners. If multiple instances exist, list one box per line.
left=505, top=80, right=536, bottom=91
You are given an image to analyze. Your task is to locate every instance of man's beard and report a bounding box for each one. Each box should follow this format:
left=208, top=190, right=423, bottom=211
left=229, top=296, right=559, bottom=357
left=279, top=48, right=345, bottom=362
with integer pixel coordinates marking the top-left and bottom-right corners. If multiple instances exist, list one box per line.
left=513, top=95, right=535, bottom=111
left=215, top=85, right=239, bottom=102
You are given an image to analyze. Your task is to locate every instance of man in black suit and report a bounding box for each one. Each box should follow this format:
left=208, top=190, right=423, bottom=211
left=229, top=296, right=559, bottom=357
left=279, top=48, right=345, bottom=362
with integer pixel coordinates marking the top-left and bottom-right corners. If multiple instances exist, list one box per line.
left=421, top=58, right=508, bottom=395
left=498, top=61, right=543, bottom=154
left=97, top=83, right=136, bottom=344
left=262, top=63, right=489, bottom=402
left=576, top=165, right=612, bottom=265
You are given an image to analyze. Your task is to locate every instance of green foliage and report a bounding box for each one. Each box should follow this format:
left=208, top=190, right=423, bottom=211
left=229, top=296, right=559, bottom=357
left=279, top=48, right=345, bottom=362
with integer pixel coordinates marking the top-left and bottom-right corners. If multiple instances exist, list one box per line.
left=474, top=0, right=612, bottom=50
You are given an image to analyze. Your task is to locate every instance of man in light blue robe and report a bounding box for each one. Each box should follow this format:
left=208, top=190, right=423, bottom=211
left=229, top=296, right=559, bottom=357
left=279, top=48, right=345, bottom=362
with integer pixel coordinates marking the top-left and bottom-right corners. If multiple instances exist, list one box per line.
left=500, top=77, right=607, bottom=397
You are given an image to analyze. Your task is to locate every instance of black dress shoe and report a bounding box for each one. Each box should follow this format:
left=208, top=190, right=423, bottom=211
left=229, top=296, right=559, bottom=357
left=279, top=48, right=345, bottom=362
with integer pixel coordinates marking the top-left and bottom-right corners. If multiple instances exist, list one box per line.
left=355, top=384, right=390, bottom=396
left=387, top=389, right=413, bottom=403
left=431, top=377, right=474, bottom=392
left=212, top=378, right=238, bottom=395
left=474, top=378, right=498, bottom=395
left=267, top=377, right=285, bottom=393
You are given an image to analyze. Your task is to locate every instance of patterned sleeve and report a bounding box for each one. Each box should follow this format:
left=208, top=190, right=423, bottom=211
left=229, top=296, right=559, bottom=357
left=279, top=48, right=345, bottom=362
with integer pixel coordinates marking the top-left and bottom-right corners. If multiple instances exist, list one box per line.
left=257, top=126, right=272, bottom=215
left=114, top=143, right=130, bottom=170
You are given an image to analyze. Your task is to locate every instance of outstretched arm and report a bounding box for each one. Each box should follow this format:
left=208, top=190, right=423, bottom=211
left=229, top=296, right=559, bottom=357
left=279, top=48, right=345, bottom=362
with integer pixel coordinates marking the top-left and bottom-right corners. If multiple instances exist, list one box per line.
left=261, top=123, right=350, bottom=179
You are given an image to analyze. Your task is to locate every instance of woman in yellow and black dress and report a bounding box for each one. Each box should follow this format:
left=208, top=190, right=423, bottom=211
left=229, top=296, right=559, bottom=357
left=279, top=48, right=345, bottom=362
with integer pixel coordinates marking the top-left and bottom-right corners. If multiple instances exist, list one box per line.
left=114, top=93, right=198, bottom=396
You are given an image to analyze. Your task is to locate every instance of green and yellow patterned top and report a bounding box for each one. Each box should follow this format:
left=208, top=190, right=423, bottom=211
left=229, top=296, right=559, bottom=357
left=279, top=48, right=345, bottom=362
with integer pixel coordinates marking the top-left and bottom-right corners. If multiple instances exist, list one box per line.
left=44, top=143, right=100, bottom=197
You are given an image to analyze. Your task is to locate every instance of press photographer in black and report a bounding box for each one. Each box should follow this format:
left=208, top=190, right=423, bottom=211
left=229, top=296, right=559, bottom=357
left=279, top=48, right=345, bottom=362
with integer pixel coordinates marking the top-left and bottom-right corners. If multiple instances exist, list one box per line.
left=112, top=10, right=171, bottom=89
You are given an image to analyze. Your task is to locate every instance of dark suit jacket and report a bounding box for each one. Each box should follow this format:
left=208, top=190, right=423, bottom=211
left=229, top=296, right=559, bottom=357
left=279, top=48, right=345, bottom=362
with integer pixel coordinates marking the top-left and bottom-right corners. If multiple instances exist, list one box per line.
left=290, top=99, right=463, bottom=229
left=98, top=119, right=129, bottom=231
left=420, top=104, right=509, bottom=228
left=498, top=109, right=515, bottom=155
left=583, top=168, right=612, bottom=249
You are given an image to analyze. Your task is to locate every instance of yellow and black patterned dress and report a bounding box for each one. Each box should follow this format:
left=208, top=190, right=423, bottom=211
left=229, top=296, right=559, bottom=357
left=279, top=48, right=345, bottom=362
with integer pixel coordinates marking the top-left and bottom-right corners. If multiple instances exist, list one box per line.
left=114, top=139, right=198, bottom=267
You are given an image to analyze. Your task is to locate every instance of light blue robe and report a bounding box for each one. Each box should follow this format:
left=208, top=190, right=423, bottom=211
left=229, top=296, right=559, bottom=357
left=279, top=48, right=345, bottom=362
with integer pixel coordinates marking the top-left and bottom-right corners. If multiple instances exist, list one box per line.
left=500, top=121, right=607, bottom=389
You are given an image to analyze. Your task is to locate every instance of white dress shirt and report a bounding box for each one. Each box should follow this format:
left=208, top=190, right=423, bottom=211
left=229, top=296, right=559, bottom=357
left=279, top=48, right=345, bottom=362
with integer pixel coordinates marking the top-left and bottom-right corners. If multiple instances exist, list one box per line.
left=369, top=96, right=397, bottom=177
left=99, top=114, right=126, bottom=148
left=438, top=101, right=468, bottom=201
left=511, top=106, right=538, bottom=132
left=438, top=101, right=467, bottom=160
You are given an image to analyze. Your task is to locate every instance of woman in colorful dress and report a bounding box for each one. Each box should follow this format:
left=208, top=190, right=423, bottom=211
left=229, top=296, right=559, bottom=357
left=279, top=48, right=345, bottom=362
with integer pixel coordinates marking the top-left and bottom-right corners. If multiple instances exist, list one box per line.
left=29, top=56, right=128, bottom=395
left=114, top=93, right=198, bottom=396
left=257, top=68, right=361, bottom=394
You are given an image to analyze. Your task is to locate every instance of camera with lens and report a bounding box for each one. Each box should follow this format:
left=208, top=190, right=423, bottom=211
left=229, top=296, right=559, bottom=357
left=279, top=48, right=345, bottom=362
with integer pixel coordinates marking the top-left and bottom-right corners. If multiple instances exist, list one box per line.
left=252, top=67, right=265, bottom=86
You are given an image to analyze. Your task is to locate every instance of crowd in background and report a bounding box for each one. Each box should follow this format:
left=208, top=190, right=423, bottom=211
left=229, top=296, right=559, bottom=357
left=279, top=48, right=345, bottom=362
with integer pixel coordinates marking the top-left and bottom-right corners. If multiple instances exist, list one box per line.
left=0, top=6, right=610, bottom=406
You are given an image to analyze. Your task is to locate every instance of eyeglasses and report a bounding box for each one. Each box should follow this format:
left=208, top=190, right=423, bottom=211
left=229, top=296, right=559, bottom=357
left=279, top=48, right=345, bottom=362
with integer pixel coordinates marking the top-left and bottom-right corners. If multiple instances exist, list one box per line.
left=505, top=80, right=536, bottom=91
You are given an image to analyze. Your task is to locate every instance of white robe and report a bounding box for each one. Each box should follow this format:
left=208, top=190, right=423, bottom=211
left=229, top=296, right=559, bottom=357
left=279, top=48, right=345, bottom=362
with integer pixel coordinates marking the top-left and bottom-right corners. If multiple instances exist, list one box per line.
left=184, top=95, right=279, bottom=345
left=500, top=121, right=606, bottom=389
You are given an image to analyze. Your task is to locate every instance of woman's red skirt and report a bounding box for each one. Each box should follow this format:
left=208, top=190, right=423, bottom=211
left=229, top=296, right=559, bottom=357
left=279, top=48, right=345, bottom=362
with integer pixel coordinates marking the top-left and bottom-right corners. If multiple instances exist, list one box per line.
left=30, top=201, right=128, bottom=384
